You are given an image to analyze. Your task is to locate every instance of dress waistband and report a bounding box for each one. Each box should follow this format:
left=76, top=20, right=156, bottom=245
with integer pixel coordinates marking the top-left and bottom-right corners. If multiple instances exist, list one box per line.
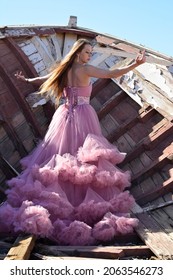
left=65, top=92, right=90, bottom=121
left=65, top=96, right=90, bottom=106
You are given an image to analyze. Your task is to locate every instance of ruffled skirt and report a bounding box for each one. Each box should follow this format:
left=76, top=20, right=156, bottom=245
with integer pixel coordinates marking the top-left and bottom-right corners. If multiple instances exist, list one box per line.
left=0, top=103, right=138, bottom=245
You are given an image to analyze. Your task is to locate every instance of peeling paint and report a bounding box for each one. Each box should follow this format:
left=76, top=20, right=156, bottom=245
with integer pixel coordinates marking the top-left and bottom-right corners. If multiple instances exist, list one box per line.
left=137, top=64, right=173, bottom=99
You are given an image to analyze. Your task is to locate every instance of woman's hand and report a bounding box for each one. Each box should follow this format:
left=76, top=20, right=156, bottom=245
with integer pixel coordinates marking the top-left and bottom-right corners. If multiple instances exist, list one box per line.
left=135, top=50, right=146, bottom=65
left=14, top=71, right=28, bottom=82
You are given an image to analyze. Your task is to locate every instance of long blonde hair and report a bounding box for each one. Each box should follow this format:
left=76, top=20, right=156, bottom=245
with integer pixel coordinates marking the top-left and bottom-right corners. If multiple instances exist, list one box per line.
left=39, top=38, right=92, bottom=102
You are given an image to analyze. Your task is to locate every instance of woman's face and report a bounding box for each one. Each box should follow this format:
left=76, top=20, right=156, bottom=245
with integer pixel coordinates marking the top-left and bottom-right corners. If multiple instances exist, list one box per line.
left=78, top=44, right=93, bottom=64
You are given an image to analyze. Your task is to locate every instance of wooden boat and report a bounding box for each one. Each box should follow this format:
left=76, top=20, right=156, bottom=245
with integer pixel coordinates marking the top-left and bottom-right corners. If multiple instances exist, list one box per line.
left=0, top=16, right=173, bottom=260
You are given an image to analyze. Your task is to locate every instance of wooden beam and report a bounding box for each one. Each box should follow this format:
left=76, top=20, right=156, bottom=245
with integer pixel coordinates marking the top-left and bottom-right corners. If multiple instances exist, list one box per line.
left=97, top=90, right=124, bottom=120
left=1, top=26, right=95, bottom=40
left=145, top=120, right=173, bottom=150
left=4, top=234, right=36, bottom=260
left=4, top=37, right=38, bottom=79
left=53, top=27, right=97, bottom=38
left=131, top=150, right=170, bottom=184
left=136, top=178, right=173, bottom=205
left=119, top=143, right=145, bottom=167
left=107, top=106, right=155, bottom=144
left=35, top=244, right=124, bottom=259
left=119, top=119, right=173, bottom=167
left=35, top=244, right=152, bottom=259
left=33, top=253, right=107, bottom=260
left=0, top=114, right=28, bottom=158
left=107, top=107, right=153, bottom=143
left=92, top=79, right=111, bottom=99
left=142, top=200, right=173, bottom=212
left=0, top=63, right=43, bottom=138
left=136, top=106, right=156, bottom=123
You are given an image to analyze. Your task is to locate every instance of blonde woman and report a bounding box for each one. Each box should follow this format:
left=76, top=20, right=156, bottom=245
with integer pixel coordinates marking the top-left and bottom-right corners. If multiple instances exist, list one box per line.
left=1, top=39, right=146, bottom=245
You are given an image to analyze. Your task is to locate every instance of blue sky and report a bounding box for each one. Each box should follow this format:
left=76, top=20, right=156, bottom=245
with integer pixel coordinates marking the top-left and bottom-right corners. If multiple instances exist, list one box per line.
left=1, top=0, right=172, bottom=57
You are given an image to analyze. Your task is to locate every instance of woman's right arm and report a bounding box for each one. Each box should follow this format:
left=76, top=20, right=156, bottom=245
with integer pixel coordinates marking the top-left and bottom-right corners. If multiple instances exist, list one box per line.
left=84, top=50, right=146, bottom=79
left=15, top=71, right=51, bottom=86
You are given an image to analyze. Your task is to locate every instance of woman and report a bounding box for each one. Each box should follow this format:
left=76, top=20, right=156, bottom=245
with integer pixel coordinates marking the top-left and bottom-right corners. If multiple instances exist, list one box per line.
left=0, top=39, right=146, bottom=245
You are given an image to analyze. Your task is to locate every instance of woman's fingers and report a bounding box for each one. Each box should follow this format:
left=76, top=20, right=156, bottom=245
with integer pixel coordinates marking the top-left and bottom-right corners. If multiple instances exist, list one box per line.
left=14, top=71, right=26, bottom=81
left=136, top=50, right=146, bottom=64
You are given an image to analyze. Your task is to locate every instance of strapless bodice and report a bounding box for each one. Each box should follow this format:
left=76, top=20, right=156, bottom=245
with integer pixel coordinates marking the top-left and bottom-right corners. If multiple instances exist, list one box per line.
left=63, top=84, right=92, bottom=120
left=64, top=83, right=92, bottom=97
left=63, top=84, right=92, bottom=106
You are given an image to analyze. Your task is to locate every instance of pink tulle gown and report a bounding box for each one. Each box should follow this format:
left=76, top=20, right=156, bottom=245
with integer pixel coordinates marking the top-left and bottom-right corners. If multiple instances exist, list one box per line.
left=0, top=84, right=138, bottom=245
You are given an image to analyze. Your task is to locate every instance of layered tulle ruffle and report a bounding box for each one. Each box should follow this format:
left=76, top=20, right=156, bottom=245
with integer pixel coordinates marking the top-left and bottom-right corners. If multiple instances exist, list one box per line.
left=0, top=133, right=138, bottom=245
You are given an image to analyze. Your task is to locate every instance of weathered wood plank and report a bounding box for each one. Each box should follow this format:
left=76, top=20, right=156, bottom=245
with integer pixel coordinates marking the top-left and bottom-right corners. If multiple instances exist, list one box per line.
left=90, top=52, right=111, bottom=66
left=35, top=244, right=152, bottom=259
left=50, top=34, right=62, bottom=61
left=136, top=177, right=173, bottom=205
left=132, top=155, right=169, bottom=184
left=4, top=235, right=36, bottom=260
left=33, top=253, right=105, bottom=260
left=62, top=33, right=77, bottom=57
left=131, top=210, right=173, bottom=259
left=31, top=37, right=55, bottom=67
left=140, top=177, right=158, bottom=196
left=151, top=209, right=173, bottom=239
left=35, top=244, right=124, bottom=259
left=101, top=114, right=119, bottom=136
left=129, top=157, right=145, bottom=176
left=133, top=70, right=173, bottom=120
